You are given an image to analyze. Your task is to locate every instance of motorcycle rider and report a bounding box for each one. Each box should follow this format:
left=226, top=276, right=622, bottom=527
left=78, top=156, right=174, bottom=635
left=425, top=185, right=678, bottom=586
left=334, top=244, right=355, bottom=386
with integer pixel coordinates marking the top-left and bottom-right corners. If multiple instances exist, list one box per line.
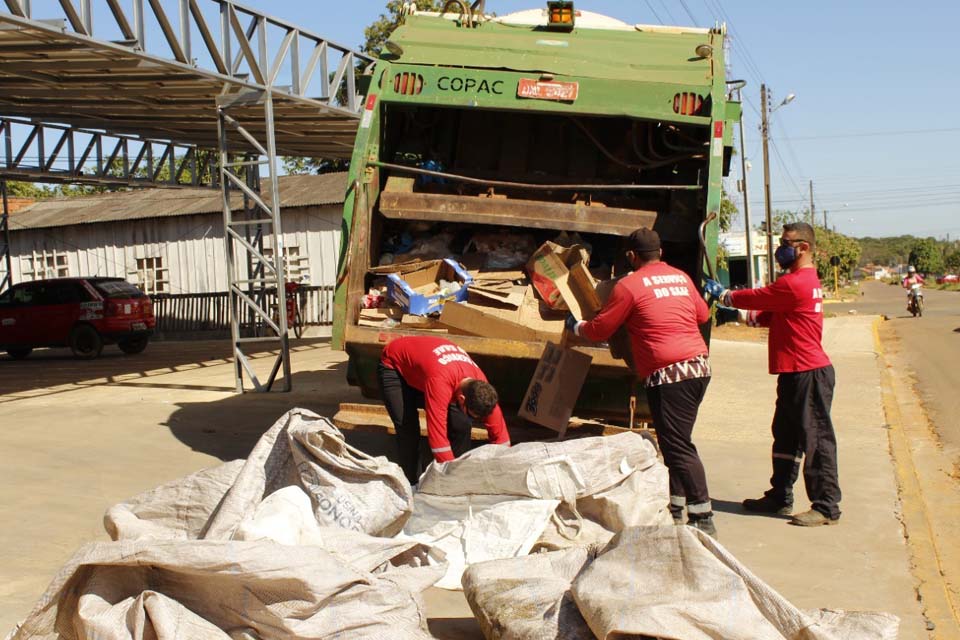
left=902, top=266, right=924, bottom=312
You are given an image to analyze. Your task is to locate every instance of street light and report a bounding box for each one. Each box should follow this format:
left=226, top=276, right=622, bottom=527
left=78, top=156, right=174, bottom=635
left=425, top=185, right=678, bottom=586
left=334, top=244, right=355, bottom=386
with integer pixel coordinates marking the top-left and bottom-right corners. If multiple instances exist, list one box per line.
left=761, top=85, right=796, bottom=282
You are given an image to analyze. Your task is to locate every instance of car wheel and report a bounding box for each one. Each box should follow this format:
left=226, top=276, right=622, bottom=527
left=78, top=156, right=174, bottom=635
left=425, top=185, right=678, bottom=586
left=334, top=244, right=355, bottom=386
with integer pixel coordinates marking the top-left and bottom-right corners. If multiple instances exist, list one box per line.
left=69, top=324, right=104, bottom=359
left=118, top=335, right=149, bottom=355
left=6, top=347, right=32, bottom=360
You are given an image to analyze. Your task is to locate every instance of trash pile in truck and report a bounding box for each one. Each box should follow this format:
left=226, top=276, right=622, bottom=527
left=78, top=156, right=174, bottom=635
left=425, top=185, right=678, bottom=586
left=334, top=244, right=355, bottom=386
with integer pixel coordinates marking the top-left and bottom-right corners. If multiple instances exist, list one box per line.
left=358, top=225, right=606, bottom=341
left=8, top=409, right=900, bottom=640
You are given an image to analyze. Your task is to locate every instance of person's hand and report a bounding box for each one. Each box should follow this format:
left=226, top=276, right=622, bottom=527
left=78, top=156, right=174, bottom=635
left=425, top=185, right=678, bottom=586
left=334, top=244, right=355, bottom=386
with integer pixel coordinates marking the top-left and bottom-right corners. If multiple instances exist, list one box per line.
left=703, top=279, right=728, bottom=301
left=715, top=305, right=741, bottom=326
left=564, top=313, right=581, bottom=335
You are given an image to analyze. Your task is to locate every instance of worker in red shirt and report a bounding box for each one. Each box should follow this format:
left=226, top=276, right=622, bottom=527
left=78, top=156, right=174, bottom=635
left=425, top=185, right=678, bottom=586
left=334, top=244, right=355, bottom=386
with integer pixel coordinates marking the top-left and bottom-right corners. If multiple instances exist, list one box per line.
left=705, top=221, right=841, bottom=527
left=567, top=228, right=716, bottom=537
left=378, top=336, right=511, bottom=484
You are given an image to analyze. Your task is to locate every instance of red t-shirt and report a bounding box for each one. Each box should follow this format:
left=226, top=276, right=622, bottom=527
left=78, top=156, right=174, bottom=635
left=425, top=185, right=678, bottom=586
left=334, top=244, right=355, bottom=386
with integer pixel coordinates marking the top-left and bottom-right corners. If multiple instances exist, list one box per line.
left=380, top=336, right=510, bottom=462
left=729, top=266, right=832, bottom=374
left=578, top=262, right=710, bottom=379
left=902, top=275, right=924, bottom=288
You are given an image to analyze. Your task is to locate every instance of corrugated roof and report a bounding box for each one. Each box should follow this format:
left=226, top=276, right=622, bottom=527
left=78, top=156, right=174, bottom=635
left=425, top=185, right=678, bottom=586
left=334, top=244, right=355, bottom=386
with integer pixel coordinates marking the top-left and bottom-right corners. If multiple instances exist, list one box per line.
left=9, top=172, right=349, bottom=231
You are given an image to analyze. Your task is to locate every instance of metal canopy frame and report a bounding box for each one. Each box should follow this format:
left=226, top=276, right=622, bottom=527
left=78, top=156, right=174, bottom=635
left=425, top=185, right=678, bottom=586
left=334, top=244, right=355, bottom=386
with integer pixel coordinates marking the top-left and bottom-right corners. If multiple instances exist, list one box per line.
left=0, top=0, right=373, bottom=392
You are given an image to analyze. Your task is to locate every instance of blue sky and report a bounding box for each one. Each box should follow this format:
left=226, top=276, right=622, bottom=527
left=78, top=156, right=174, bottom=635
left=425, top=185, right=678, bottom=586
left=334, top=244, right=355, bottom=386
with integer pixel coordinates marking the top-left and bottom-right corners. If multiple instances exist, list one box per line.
left=228, top=0, right=960, bottom=239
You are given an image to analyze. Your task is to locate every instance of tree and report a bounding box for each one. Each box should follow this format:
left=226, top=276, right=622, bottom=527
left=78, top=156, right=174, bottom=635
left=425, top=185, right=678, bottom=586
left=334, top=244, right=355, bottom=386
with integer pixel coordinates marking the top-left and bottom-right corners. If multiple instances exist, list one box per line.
left=945, top=249, right=960, bottom=273
left=813, top=226, right=861, bottom=283
left=363, top=0, right=442, bottom=55
left=718, top=189, right=737, bottom=232
left=283, top=1, right=443, bottom=175
left=908, top=238, right=945, bottom=275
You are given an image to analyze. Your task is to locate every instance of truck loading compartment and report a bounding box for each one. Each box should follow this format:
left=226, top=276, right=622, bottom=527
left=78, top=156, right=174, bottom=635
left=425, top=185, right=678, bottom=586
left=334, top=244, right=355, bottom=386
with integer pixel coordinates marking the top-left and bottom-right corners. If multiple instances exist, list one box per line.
left=334, top=9, right=735, bottom=424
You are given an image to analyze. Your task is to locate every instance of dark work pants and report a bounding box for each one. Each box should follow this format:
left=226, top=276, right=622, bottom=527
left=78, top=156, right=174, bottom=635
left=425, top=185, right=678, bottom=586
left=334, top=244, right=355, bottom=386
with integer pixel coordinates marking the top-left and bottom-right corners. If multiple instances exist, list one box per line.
left=377, top=362, right=473, bottom=485
left=647, top=377, right=712, bottom=520
left=765, top=365, right=842, bottom=519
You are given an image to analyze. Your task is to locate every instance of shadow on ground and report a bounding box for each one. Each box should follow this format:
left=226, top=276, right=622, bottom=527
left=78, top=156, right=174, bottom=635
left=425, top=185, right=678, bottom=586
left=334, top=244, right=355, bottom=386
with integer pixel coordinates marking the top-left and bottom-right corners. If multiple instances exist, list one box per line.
left=0, top=340, right=237, bottom=399
left=162, top=359, right=397, bottom=462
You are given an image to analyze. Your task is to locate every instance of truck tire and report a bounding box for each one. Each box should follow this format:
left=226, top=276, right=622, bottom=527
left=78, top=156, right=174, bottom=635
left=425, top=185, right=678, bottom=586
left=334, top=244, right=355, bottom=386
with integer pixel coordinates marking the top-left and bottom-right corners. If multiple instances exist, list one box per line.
left=6, top=347, right=32, bottom=360
left=118, top=335, right=149, bottom=355
left=69, top=324, right=103, bottom=359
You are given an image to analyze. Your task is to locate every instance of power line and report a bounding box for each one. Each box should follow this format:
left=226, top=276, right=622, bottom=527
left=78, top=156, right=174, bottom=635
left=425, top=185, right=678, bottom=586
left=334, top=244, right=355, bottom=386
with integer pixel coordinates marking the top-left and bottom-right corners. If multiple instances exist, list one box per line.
left=784, top=127, right=960, bottom=141
left=678, top=0, right=700, bottom=26
left=657, top=0, right=679, bottom=24
left=643, top=0, right=664, bottom=24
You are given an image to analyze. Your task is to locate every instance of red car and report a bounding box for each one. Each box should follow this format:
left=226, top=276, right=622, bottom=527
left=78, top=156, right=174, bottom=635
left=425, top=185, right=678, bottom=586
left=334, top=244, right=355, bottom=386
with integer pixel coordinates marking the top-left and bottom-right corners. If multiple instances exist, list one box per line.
left=0, top=277, right=155, bottom=359
left=936, top=274, right=959, bottom=284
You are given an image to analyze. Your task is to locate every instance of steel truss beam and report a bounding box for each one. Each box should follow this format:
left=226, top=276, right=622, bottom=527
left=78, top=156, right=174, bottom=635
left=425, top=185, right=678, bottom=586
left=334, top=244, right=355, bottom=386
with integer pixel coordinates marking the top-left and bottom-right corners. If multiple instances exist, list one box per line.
left=0, top=1, right=373, bottom=155
left=218, top=89, right=289, bottom=393
left=0, top=117, right=217, bottom=187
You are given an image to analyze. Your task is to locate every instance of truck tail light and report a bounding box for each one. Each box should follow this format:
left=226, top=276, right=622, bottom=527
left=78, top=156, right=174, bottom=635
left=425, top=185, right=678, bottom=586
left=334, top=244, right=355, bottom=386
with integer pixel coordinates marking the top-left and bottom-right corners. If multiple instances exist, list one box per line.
left=393, top=72, right=423, bottom=96
left=673, top=92, right=704, bottom=116
left=547, top=1, right=576, bottom=30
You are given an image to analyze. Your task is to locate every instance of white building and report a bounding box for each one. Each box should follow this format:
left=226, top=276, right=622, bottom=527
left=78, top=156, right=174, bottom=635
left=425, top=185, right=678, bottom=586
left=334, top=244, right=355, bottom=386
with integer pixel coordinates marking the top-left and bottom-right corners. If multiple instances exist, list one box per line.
left=719, top=230, right=769, bottom=288
left=3, top=173, right=347, bottom=335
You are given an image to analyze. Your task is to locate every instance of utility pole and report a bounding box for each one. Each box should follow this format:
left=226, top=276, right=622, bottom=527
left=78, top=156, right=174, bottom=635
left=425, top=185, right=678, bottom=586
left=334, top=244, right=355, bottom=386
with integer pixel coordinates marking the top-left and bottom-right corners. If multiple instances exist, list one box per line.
left=824, top=209, right=828, bottom=230
left=808, top=180, right=816, bottom=227
left=760, top=84, right=775, bottom=283
left=737, top=88, right=756, bottom=288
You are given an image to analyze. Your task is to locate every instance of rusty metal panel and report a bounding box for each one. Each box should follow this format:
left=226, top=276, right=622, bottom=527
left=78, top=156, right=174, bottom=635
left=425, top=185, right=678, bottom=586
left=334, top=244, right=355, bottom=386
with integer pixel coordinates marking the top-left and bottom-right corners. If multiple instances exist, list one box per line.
left=379, top=191, right=658, bottom=237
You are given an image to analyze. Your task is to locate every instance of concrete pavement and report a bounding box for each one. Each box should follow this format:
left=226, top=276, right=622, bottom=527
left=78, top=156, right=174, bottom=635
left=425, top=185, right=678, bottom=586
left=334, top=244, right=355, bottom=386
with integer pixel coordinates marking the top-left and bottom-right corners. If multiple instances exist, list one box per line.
left=0, top=317, right=938, bottom=638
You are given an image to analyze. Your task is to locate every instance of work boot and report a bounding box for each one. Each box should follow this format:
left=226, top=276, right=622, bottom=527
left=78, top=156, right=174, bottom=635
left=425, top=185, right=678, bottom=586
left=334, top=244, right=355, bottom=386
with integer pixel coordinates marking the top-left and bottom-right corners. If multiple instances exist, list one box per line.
left=789, top=509, right=840, bottom=527
left=688, top=516, right=718, bottom=539
left=742, top=495, right=793, bottom=515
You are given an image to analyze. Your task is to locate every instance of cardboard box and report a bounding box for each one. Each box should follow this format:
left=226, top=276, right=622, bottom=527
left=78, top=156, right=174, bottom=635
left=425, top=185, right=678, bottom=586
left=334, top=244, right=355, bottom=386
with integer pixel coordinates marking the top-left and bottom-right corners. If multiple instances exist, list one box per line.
left=519, top=342, right=594, bottom=436
left=358, top=307, right=403, bottom=327
left=526, top=242, right=600, bottom=318
left=440, top=301, right=543, bottom=341
left=386, top=258, right=473, bottom=316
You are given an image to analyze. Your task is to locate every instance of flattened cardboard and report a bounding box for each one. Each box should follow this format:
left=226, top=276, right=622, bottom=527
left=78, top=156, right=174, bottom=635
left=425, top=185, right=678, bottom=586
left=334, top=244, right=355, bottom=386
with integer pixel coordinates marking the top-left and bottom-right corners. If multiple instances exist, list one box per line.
left=439, top=301, right=541, bottom=341
left=519, top=342, right=594, bottom=436
left=358, top=307, right=403, bottom=327
left=468, top=284, right=525, bottom=308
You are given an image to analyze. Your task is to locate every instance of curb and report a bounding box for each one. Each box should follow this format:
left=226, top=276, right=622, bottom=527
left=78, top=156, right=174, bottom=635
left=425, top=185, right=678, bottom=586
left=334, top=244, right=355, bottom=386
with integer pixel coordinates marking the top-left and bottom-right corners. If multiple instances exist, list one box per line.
left=873, top=317, right=960, bottom=639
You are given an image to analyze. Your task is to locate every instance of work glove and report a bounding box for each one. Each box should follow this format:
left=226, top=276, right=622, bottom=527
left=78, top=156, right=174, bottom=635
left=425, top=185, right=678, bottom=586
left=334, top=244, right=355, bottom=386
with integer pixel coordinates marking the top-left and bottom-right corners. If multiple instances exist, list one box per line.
left=715, top=305, right=741, bottom=326
left=703, top=278, right=728, bottom=301
left=564, top=313, right=582, bottom=336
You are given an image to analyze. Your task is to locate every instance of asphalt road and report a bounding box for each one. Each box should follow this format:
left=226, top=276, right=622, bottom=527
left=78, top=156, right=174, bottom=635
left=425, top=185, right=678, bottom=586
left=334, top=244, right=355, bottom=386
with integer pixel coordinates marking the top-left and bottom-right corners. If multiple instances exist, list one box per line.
left=833, top=280, right=960, bottom=456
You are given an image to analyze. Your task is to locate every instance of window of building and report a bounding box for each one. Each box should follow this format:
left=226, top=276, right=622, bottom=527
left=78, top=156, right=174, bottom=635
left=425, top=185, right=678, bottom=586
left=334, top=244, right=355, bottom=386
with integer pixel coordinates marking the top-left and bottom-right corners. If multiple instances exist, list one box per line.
left=135, top=256, right=169, bottom=294
left=262, top=243, right=310, bottom=283
left=21, top=249, right=69, bottom=281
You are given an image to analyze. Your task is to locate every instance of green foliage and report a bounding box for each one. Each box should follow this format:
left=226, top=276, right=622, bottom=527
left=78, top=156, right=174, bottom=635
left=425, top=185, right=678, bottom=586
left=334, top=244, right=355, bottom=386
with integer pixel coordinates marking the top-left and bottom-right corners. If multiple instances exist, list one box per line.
left=908, top=238, right=945, bottom=275
left=363, top=0, right=443, bottom=55
left=283, top=1, right=443, bottom=176
left=6, top=181, right=53, bottom=198
left=718, top=189, right=737, bottom=233
left=856, top=235, right=916, bottom=267
left=945, top=250, right=960, bottom=272
left=813, top=226, right=861, bottom=283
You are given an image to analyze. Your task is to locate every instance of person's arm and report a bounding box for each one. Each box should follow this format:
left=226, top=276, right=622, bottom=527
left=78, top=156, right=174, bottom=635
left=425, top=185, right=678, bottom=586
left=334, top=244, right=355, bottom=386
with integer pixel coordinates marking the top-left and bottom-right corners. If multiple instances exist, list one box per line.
left=726, top=277, right=798, bottom=313
left=744, top=309, right=773, bottom=327
left=575, top=283, right=633, bottom=342
left=482, top=404, right=511, bottom=446
left=917, top=275, right=925, bottom=284
left=690, top=276, right=711, bottom=325
left=423, top=379, right=455, bottom=463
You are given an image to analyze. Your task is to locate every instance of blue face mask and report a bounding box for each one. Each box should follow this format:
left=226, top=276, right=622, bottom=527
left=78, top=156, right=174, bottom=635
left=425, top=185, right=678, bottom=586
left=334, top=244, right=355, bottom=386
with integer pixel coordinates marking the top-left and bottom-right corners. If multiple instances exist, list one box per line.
left=774, top=245, right=797, bottom=269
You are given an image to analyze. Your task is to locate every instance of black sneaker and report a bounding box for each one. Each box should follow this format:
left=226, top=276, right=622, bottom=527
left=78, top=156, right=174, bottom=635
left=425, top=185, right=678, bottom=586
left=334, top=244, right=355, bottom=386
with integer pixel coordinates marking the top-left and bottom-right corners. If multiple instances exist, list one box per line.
left=688, top=516, right=718, bottom=539
left=742, top=495, right=793, bottom=515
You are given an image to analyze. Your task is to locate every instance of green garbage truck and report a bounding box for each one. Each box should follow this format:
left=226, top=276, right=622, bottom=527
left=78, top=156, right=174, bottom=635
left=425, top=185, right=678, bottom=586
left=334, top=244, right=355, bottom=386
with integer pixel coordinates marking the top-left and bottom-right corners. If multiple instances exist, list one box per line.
left=332, top=2, right=739, bottom=424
